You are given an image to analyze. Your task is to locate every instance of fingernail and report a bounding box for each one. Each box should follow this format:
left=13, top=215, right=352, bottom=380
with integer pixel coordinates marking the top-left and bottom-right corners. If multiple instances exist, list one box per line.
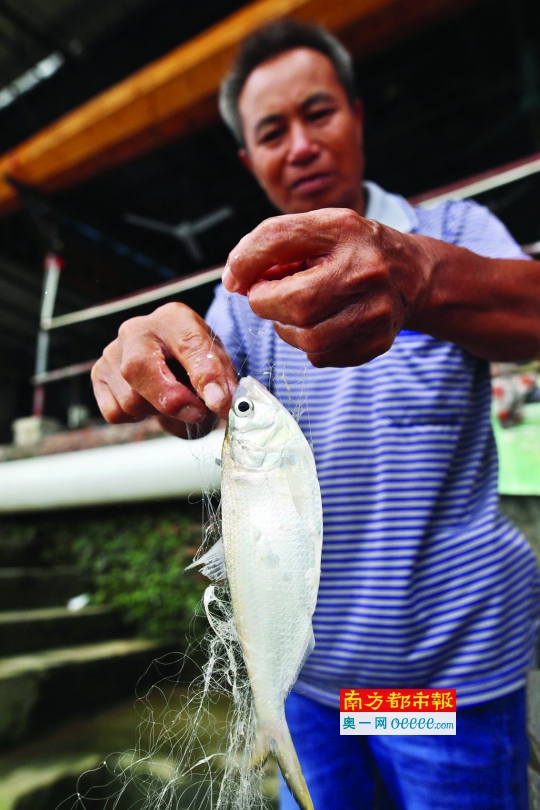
left=203, top=382, right=227, bottom=411
left=228, top=378, right=238, bottom=397
left=177, top=404, right=204, bottom=423
left=222, top=266, right=239, bottom=293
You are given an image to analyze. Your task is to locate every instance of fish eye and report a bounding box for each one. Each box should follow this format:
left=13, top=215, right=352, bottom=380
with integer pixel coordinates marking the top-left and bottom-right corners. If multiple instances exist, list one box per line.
left=234, top=398, right=254, bottom=417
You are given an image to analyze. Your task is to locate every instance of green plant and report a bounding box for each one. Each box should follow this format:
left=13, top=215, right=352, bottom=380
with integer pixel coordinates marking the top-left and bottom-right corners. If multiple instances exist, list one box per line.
left=70, top=512, right=206, bottom=642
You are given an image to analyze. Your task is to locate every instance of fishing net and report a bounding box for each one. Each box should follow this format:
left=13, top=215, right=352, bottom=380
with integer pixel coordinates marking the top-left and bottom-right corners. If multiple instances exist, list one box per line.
left=71, top=335, right=282, bottom=810
left=70, top=482, right=277, bottom=810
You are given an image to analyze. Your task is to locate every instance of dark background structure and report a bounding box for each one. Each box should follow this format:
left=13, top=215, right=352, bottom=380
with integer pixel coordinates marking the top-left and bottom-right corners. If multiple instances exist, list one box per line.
left=0, top=0, right=540, bottom=440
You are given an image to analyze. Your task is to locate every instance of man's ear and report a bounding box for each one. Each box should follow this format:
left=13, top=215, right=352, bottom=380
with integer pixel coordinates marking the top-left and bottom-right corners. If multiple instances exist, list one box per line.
left=238, top=147, right=254, bottom=174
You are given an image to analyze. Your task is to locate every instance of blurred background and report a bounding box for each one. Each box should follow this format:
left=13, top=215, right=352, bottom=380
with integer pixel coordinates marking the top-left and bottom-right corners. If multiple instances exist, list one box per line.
left=0, top=0, right=540, bottom=807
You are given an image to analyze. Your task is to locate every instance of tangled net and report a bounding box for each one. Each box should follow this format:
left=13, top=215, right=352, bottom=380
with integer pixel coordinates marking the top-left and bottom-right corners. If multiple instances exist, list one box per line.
left=70, top=437, right=277, bottom=810
left=70, top=342, right=312, bottom=810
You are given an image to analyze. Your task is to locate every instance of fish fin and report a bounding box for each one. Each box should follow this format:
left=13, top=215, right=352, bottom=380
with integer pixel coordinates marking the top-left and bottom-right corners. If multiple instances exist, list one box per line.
left=249, top=723, right=272, bottom=770
left=274, top=717, right=314, bottom=810
left=249, top=717, right=313, bottom=810
left=282, top=454, right=321, bottom=530
left=185, top=537, right=227, bottom=582
left=282, top=455, right=309, bottom=519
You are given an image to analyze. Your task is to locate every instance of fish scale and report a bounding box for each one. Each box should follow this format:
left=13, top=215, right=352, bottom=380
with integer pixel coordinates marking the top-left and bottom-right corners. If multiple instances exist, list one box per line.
left=220, top=376, right=323, bottom=810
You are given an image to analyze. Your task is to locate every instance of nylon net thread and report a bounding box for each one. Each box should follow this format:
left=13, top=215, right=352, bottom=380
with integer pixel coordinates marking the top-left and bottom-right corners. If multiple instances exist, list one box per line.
left=70, top=412, right=277, bottom=810
left=71, top=318, right=311, bottom=810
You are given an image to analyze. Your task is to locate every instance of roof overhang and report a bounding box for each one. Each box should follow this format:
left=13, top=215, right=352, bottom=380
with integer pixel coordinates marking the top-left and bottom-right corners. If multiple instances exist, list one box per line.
left=0, top=0, right=481, bottom=215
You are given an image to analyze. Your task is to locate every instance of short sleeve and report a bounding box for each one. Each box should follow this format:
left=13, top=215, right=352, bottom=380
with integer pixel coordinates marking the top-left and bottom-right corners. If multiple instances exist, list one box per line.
left=439, top=200, right=530, bottom=260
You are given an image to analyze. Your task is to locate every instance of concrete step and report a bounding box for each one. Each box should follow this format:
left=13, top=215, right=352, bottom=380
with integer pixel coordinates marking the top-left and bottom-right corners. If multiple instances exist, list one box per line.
left=0, top=537, right=42, bottom=568
left=5, top=761, right=221, bottom=810
left=0, top=684, right=260, bottom=810
left=0, top=753, right=102, bottom=810
left=0, top=638, right=169, bottom=750
left=0, top=567, right=84, bottom=611
left=0, top=606, right=129, bottom=656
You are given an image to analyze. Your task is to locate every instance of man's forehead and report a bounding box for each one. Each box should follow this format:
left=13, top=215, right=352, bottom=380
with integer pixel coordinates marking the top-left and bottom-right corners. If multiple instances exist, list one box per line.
left=238, top=47, right=343, bottom=118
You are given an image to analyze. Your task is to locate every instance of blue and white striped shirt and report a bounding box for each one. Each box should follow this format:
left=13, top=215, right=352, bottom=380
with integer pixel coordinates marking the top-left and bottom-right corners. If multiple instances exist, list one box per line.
left=206, top=182, right=540, bottom=708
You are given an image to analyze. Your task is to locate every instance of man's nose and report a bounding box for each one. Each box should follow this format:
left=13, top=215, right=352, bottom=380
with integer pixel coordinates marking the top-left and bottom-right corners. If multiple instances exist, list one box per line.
left=287, top=122, right=319, bottom=164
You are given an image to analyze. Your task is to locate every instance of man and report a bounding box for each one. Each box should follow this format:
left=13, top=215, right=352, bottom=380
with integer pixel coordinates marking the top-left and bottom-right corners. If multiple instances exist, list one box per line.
left=92, top=20, right=540, bottom=809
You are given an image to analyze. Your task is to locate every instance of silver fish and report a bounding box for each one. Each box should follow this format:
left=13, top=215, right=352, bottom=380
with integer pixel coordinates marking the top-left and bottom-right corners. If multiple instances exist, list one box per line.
left=219, top=376, right=322, bottom=810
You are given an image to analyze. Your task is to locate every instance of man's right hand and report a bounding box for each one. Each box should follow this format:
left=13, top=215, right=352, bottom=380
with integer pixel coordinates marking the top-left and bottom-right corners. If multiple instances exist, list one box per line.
left=91, top=302, right=237, bottom=435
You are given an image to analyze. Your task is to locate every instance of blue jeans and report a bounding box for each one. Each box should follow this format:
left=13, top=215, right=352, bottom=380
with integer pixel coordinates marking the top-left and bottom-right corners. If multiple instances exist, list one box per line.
left=278, top=688, right=528, bottom=810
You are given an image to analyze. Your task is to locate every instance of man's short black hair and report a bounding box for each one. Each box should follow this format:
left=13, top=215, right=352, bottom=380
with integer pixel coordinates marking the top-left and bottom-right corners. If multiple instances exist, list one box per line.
left=219, top=19, right=357, bottom=145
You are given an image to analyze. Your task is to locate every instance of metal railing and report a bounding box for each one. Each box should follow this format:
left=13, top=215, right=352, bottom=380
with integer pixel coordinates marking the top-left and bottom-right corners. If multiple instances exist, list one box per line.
left=40, top=266, right=224, bottom=332
left=30, top=150, right=540, bottom=407
left=32, top=265, right=224, bottom=397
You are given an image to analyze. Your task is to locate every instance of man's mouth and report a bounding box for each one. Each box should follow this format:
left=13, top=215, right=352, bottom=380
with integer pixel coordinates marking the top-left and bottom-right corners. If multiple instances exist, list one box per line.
left=290, top=173, right=333, bottom=194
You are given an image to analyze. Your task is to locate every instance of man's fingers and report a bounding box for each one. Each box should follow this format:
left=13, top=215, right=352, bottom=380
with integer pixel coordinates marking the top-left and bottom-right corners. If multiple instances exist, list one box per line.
left=92, top=375, right=142, bottom=425
left=272, top=297, right=396, bottom=364
left=92, top=353, right=157, bottom=423
left=223, top=210, right=349, bottom=294
left=92, top=304, right=237, bottom=428
left=118, top=304, right=237, bottom=420
left=118, top=339, right=206, bottom=422
left=306, top=339, right=390, bottom=369
left=171, top=324, right=237, bottom=415
left=92, top=303, right=237, bottom=429
left=246, top=261, right=358, bottom=326
left=275, top=322, right=393, bottom=367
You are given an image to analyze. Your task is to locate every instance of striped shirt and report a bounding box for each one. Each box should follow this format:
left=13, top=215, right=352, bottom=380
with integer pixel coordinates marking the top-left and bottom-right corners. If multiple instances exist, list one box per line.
left=206, top=182, right=540, bottom=708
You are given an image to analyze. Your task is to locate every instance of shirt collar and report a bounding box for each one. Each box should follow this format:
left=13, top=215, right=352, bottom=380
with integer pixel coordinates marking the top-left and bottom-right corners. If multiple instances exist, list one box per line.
left=363, top=180, right=418, bottom=233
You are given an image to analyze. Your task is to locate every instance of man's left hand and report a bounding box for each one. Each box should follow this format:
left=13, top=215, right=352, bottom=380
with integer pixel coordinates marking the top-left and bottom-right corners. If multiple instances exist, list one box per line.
left=222, top=208, right=430, bottom=367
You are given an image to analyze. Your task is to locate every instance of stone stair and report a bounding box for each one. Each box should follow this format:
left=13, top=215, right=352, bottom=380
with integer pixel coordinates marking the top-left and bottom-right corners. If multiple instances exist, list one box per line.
left=0, top=605, right=128, bottom=655
left=0, top=533, right=165, bottom=749
left=0, top=535, right=42, bottom=568
left=0, top=567, right=89, bottom=611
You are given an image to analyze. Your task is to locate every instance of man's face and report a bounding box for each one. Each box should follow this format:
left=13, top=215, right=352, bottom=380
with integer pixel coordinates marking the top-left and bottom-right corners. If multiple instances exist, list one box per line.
left=238, top=47, right=365, bottom=216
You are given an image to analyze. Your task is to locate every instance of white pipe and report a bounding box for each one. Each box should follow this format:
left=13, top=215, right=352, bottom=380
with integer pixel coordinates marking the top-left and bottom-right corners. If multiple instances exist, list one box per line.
left=0, top=431, right=224, bottom=513
left=41, top=266, right=224, bottom=331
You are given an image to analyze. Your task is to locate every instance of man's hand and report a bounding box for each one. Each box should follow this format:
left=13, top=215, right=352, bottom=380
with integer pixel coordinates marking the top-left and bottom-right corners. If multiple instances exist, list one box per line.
left=91, top=302, right=237, bottom=433
left=222, top=208, right=429, bottom=367
left=223, top=208, right=540, bottom=364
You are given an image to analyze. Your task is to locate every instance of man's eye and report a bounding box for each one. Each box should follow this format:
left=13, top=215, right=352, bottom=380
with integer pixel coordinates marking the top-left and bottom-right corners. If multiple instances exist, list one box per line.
left=308, top=107, right=334, bottom=121
left=259, top=128, right=283, bottom=144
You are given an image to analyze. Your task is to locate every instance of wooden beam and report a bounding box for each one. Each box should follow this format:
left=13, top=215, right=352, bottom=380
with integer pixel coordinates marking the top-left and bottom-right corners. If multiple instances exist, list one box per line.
left=0, top=0, right=482, bottom=215
left=338, top=0, right=484, bottom=61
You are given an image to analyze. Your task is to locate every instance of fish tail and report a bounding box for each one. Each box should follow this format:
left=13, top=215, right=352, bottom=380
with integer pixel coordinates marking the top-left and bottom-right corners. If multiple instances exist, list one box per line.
left=269, top=717, right=314, bottom=810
